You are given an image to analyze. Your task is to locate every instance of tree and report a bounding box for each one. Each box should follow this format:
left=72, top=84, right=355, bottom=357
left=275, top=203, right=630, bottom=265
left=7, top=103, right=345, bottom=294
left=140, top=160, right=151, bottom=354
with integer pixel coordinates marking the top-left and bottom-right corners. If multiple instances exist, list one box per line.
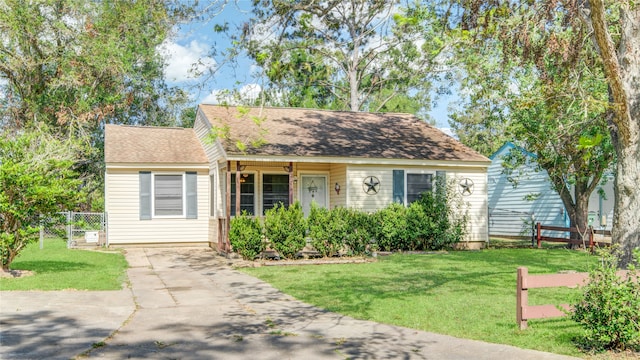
left=0, top=0, right=190, bottom=131
left=451, top=32, right=614, bottom=242
left=453, top=0, right=639, bottom=267
left=237, top=0, right=449, bottom=114
left=0, top=0, right=196, bottom=209
left=0, top=127, right=82, bottom=271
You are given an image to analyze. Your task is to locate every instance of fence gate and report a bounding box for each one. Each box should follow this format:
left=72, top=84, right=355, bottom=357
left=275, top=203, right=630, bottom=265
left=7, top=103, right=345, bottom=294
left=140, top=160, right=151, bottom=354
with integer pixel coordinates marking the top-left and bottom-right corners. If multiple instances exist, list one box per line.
left=68, top=212, right=108, bottom=248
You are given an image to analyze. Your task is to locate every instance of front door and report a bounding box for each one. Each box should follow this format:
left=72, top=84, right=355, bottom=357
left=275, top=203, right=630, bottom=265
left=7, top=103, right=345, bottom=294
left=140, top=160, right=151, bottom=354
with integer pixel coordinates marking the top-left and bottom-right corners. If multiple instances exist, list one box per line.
left=300, top=175, right=327, bottom=216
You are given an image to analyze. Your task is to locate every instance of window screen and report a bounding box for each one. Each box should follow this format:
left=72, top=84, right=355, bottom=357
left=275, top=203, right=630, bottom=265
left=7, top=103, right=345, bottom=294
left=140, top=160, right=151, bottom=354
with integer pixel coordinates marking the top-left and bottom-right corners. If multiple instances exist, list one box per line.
left=231, top=173, right=255, bottom=215
left=154, top=174, right=183, bottom=216
left=407, top=173, right=433, bottom=204
left=263, top=174, right=289, bottom=214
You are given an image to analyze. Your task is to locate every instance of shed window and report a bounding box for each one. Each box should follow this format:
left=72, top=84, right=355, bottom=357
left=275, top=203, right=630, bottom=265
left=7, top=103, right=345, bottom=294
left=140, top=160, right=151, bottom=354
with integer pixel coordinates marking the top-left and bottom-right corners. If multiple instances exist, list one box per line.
left=155, top=175, right=184, bottom=216
left=139, top=172, right=197, bottom=219
left=263, top=174, right=289, bottom=214
left=407, top=173, right=433, bottom=204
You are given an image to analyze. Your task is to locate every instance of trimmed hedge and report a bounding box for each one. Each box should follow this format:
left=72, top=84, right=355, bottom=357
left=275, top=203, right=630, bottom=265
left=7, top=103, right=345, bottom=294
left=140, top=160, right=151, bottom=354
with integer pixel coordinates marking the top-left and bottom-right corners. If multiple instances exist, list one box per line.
left=263, top=202, right=307, bottom=259
left=229, top=183, right=468, bottom=259
left=229, top=211, right=264, bottom=260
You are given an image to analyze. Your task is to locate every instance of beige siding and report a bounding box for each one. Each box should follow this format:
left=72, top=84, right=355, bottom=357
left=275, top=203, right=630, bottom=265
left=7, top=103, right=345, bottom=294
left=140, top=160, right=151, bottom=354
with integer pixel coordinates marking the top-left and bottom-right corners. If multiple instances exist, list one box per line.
left=105, top=168, right=209, bottom=245
left=208, top=217, right=220, bottom=246
left=445, top=168, right=489, bottom=244
left=330, top=164, right=347, bottom=208
left=194, top=110, right=225, bottom=167
left=346, top=166, right=395, bottom=212
left=345, top=165, right=488, bottom=244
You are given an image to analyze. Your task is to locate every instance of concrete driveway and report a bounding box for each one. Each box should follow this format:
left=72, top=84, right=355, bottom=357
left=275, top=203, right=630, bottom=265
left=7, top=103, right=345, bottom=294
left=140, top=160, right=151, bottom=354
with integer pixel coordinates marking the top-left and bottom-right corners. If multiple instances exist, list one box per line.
left=1, top=247, right=579, bottom=359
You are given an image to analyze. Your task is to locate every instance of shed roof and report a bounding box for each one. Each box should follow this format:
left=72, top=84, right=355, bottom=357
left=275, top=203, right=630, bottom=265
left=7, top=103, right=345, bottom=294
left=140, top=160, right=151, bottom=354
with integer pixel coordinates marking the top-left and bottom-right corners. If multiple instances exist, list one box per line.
left=105, top=124, right=208, bottom=164
left=198, top=105, right=489, bottom=163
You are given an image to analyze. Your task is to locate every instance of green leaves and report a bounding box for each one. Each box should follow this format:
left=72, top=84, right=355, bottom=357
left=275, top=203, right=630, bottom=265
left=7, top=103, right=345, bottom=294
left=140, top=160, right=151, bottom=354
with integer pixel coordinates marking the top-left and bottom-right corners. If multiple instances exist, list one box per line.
left=263, top=202, right=307, bottom=259
left=230, top=211, right=265, bottom=260
left=0, top=128, right=82, bottom=270
left=240, top=0, right=444, bottom=113
left=571, top=248, right=640, bottom=351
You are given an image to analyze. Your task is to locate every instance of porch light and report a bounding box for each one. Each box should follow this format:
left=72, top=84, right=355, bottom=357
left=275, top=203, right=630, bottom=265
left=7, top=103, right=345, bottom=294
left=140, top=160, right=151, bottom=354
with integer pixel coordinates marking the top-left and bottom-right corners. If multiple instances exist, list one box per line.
left=334, top=182, right=341, bottom=195
left=308, top=180, right=318, bottom=198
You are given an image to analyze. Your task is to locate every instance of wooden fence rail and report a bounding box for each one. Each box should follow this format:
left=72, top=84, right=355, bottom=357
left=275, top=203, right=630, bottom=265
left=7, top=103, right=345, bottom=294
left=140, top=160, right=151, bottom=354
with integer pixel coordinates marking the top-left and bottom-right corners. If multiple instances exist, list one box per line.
left=516, top=267, right=634, bottom=330
left=535, top=222, right=611, bottom=251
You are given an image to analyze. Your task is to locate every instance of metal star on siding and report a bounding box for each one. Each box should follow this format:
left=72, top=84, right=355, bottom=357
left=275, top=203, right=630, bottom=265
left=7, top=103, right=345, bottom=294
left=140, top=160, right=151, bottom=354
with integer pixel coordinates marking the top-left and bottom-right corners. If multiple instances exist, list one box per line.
left=459, top=178, right=474, bottom=196
left=363, top=176, right=380, bottom=195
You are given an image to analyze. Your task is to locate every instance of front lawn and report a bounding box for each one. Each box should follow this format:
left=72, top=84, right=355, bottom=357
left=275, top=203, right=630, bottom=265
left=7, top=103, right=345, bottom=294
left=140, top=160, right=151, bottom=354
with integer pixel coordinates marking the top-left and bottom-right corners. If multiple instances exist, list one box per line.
left=242, top=248, right=599, bottom=357
left=0, top=239, right=128, bottom=291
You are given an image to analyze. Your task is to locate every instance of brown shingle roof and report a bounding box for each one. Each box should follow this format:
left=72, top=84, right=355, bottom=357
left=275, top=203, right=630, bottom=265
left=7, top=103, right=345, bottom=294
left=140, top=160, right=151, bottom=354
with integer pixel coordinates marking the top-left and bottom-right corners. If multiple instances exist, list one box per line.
left=198, top=105, right=489, bottom=162
left=105, top=124, right=208, bottom=164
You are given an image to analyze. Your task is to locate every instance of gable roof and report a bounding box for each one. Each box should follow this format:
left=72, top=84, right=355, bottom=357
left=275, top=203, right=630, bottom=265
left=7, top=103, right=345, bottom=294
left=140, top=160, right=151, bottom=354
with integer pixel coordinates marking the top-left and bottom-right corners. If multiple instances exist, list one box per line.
left=105, top=124, right=208, bottom=164
left=198, top=105, right=489, bottom=163
left=489, top=142, right=538, bottom=161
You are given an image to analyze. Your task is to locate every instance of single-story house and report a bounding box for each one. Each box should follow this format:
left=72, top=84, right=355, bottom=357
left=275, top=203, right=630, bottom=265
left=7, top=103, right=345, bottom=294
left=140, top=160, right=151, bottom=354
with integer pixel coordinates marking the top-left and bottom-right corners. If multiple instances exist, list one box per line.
left=488, top=142, right=614, bottom=239
left=105, top=105, right=491, bottom=250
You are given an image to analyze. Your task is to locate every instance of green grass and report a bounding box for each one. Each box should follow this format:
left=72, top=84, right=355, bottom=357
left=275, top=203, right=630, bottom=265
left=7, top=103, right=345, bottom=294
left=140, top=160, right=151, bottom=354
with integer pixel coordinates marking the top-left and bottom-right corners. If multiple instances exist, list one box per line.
left=0, top=238, right=128, bottom=291
left=242, top=248, right=599, bottom=357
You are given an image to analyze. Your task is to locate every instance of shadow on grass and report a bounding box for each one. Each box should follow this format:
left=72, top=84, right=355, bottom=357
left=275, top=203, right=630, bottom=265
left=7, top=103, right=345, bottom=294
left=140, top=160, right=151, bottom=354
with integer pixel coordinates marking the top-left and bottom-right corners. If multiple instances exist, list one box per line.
left=9, top=261, right=91, bottom=273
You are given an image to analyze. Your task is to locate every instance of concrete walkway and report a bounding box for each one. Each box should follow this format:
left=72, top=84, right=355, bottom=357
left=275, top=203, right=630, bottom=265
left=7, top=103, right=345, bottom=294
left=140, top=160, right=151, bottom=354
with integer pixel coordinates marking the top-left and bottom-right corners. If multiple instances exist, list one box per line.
left=1, top=248, right=580, bottom=359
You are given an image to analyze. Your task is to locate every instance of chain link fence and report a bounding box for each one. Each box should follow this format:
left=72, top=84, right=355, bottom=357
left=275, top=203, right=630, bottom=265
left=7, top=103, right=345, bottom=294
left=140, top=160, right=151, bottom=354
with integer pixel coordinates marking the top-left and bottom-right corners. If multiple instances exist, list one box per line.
left=40, top=211, right=108, bottom=248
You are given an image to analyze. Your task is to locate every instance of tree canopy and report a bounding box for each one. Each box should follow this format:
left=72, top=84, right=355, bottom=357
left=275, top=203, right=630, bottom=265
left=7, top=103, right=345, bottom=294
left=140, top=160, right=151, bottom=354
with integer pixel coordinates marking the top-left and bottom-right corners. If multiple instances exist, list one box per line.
left=0, top=127, right=82, bottom=271
left=235, top=0, right=451, bottom=117
left=450, top=0, right=639, bottom=267
left=0, top=0, right=201, bottom=209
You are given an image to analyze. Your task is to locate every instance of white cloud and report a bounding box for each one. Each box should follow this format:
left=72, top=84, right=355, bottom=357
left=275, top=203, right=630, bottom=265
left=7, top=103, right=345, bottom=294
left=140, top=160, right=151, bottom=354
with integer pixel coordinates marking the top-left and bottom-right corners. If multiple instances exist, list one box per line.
left=159, top=40, right=216, bottom=82
left=202, top=83, right=262, bottom=105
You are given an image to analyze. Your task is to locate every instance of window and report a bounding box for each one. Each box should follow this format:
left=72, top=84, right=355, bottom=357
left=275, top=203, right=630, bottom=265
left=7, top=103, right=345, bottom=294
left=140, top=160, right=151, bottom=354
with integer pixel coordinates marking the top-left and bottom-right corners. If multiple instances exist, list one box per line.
left=230, top=173, right=255, bottom=215
left=139, top=172, right=197, bottom=220
left=263, top=174, right=289, bottom=214
left=155, top=175, right=183, bottom=216
left=406, top=173, right=433, bottom=204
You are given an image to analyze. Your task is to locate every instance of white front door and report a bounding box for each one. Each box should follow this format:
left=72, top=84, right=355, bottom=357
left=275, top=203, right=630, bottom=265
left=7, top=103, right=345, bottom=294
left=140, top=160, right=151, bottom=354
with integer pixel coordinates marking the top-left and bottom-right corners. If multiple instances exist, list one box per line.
left=300, top=175, right=327, bottom=216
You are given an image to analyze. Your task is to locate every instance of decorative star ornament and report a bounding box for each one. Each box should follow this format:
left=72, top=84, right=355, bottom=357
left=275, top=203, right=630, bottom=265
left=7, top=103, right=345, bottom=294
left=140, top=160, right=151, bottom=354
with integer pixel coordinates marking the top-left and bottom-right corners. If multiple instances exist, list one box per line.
left=459, top=178, right=474, bottom=196
left=363, top=176, right=380, bottom=195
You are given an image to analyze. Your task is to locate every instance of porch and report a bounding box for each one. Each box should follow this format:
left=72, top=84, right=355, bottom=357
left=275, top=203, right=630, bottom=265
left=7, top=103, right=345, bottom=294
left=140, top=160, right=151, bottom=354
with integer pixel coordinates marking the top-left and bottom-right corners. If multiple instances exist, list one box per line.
left=214, top=160, right=346, bottom=253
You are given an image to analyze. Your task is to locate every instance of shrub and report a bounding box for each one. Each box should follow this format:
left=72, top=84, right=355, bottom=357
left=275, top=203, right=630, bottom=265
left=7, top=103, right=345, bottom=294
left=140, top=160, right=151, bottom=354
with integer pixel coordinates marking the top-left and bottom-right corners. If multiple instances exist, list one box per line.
left=371, top=203, right=408, bottom=251
left=308, top=204, right=347, bottom=257
left=342, top=209, right=372, bottom=256
left=229, top=211, right=264, bottom=260
left=571, top=248, right=640, bottom=351
left=368, top=176, right=468, bottom=252
left=263, top=202, right=307, bottom=259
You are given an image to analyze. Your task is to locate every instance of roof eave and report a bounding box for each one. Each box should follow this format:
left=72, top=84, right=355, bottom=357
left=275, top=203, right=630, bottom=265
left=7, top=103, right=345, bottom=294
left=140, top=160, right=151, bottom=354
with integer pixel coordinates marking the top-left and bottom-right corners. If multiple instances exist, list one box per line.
left=222, top=155, right=490, bottom=168
left=106, top=162, right=210, bottom=170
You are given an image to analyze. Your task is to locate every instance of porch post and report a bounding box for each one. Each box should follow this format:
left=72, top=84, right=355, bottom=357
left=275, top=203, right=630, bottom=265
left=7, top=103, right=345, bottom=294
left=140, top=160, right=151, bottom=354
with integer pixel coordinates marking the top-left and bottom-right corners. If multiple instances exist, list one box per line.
left=288, top=161, right=294, bottom=206
left=235, top=162, right=241, bottom=216
left=225, top=161, right=231, bottom=252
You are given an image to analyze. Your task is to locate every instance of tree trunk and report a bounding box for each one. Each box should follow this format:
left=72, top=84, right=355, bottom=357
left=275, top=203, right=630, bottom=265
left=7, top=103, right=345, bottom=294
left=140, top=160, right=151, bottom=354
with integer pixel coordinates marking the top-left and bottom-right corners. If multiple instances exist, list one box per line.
left=588, top=0, right=640, bottom=268
left=557, top=178, right=592, bottom=246
left=613, top=142, right=640, bottom=267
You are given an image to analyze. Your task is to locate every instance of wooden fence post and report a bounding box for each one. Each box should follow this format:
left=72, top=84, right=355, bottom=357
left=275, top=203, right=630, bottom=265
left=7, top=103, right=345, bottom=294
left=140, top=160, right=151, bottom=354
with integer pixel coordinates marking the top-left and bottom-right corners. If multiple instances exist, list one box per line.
left=536, top=222, right=542, bottom=249
left=516, top=267, right=528, bottom=330
left=588, top=226, right=594, bottom=253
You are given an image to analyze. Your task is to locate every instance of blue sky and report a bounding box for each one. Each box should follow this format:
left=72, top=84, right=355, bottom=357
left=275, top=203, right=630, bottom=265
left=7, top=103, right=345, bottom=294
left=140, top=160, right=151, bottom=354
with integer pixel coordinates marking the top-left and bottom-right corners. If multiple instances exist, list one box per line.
left=160, top=1, right=455, bottom=130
